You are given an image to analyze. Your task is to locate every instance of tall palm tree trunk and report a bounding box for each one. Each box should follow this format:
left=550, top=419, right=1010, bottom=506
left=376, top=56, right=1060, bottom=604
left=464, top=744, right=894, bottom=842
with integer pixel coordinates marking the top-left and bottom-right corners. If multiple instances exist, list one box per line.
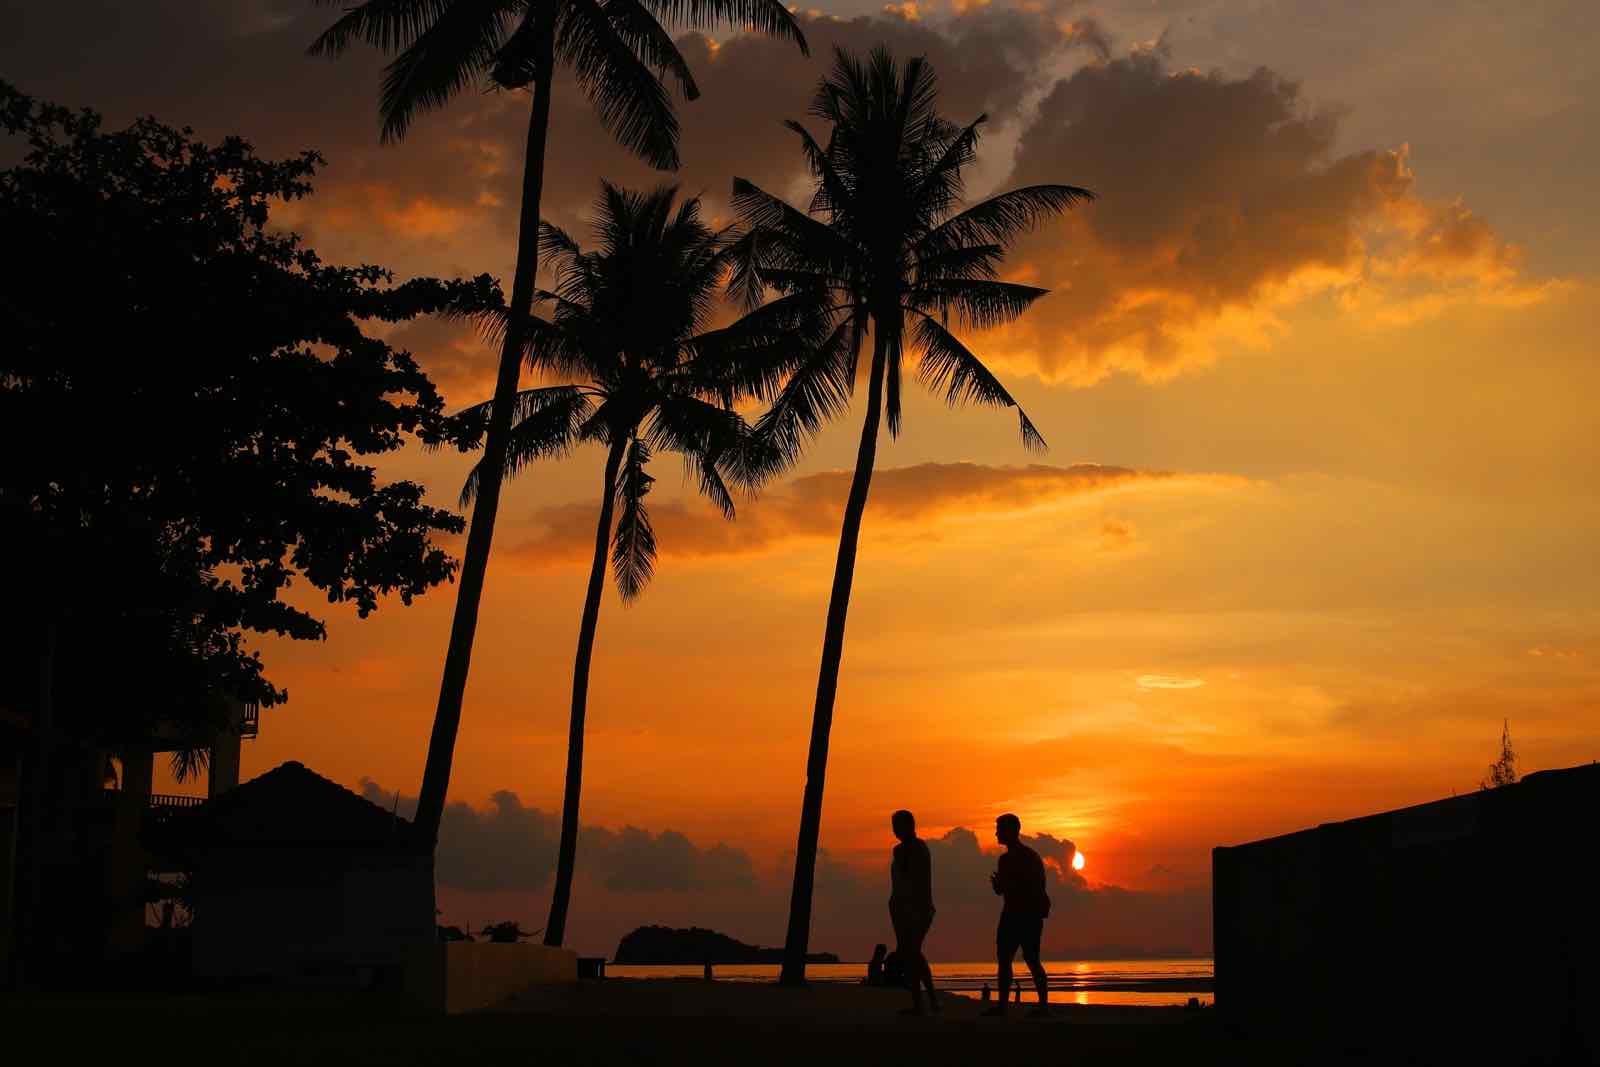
left=545, top=435, right=628, bottom=946
left=780, top=336, right=889, bottom=984
left=413, top=11, right=557, bottom=851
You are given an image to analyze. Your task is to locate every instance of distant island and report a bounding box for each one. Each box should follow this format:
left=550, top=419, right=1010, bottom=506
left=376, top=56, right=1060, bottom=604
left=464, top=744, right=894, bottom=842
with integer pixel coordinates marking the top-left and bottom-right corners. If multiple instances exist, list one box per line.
left=614, top=926, right=840, bottom=965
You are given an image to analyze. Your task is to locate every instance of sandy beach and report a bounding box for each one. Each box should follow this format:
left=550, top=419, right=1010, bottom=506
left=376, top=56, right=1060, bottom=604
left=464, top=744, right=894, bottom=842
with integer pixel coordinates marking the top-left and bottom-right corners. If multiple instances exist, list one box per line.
left=1, top=978, right=1409, bottom=1067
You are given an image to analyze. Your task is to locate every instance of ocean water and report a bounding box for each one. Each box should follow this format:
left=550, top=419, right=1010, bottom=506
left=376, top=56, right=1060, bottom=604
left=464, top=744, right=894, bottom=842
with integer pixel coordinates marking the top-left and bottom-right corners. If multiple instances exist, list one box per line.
left=606, top=958, right=1214, bottom=1006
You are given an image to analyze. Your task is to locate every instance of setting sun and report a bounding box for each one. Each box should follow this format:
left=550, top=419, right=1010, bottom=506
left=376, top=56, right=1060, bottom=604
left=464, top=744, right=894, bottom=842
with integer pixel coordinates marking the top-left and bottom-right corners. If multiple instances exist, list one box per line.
left=1072, top=851, right=1086, bottom=872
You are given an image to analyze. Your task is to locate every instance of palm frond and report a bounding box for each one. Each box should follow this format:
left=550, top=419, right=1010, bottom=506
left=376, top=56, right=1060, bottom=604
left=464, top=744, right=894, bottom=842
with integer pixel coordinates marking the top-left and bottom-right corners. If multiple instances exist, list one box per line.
left=647, top=395, right=748, bottom=509
left=611, top=437, right=657, bottom=600
left=636, top=0, right=808, bottom=54
left=753, top=315, right=861, bottom=460
left=460, top=386, right=596, bottom=506
left=883, top=327, right=903, bottom=438
left=783, top=119, right=854, bottom=223
left=539, top=220, right=584, bottom=262
left=557, top=0, right=681, bottom=170
left=375, top=0, right=521, bottom=142
left=602, top=0, right=700, bottom=100
left=727, top=178, right=855, bottom=301
left=170, top=747, right=209, bottom=784
left=910, top=115, right=983, bottom=221
left=487, top=6, right=550, bottom=89
left=916, top=184, right=1095, bottom=255
left=308, top=0, right=458, bottom=57
left=911, top=314, right=1045, bottom=451
left=688, top=290, right=839, bottom=403
left=914, top=243, right=1005, bottom=283
left=907, top=279, right=1050, bottom=330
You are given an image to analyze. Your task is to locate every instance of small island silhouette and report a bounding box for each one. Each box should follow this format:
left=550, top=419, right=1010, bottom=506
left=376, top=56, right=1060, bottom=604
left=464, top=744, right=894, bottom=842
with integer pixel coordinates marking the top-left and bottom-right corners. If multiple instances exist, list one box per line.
left=614, top=926, right=840, bottom=965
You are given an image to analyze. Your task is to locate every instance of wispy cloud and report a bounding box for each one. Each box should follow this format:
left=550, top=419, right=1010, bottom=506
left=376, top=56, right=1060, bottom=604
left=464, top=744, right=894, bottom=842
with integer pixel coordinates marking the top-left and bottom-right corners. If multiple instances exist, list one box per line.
left=1137, top=675, right=1207, bottom=691
left=499, top=462, right=1243, bottom=569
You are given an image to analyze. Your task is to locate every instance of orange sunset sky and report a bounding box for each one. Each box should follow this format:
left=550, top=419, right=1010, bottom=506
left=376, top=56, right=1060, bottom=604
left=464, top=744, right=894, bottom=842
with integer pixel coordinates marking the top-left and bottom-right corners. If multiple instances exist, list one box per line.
left=6, top=0, right=1596, bottom=958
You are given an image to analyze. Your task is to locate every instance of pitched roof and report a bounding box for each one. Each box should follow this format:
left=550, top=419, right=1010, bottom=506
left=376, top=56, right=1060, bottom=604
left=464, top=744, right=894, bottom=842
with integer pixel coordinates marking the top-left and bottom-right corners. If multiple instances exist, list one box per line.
left=193, top=760, right=411, bottom=847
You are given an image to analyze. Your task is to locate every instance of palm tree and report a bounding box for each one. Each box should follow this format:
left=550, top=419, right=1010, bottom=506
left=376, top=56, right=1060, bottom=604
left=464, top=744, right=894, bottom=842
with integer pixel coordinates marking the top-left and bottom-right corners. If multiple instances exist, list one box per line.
left=459, top=183, right=771, bottom=945
left=722, top=47, right=1094, bottom=983
left=309, top=0, right=807, bottom=853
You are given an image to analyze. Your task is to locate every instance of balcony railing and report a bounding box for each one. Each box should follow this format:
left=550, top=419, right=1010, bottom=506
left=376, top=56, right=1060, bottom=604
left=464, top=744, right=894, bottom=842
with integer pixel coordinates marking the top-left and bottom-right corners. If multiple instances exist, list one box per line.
left=149, top=793, right=207, bottom=810
left=240, top=701, right=259, bottom=740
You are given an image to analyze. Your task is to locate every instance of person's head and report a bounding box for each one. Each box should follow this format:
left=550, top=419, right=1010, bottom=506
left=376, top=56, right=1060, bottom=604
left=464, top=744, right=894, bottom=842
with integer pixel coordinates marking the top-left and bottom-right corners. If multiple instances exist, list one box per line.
left=871, top=943, right=887, bottom=962
left=995, top=812, right=1022, bottom=847
left=891, top=809, right=916, bottom=841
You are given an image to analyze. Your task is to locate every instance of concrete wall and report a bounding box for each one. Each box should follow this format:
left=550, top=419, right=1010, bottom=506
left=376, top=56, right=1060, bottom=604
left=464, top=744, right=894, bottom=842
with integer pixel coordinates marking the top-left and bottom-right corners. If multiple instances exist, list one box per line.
left=405, top=942, right=578, bottom=1014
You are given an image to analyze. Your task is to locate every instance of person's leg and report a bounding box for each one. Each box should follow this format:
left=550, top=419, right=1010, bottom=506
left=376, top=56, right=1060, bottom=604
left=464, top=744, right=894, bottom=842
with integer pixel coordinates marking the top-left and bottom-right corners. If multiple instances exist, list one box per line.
left=894, top=913, right=925, bottom=1013
left=1022, top=918, right=1048, bottom=1014
left=990, top=917, right=1018, bottom=1015
left=916, top=917, right=938, bottom=1013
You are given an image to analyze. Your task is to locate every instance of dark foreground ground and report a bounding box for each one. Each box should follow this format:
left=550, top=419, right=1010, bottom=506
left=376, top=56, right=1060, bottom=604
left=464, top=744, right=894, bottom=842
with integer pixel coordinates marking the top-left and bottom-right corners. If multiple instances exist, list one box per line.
left=0, top=979, right=1581, bottom=1066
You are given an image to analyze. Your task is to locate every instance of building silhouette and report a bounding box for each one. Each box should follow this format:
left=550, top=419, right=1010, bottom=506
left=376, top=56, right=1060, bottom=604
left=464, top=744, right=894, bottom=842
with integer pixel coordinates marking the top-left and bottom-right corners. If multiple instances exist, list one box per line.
left=1214, top=762, right=1598, bottom=1062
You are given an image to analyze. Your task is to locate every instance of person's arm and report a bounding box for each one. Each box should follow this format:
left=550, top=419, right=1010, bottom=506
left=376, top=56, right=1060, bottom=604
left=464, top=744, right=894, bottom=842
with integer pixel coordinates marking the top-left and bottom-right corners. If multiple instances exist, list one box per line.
left=990, top=854, right=1008, bottom=895
left=914, top=843, right=933, bottom=898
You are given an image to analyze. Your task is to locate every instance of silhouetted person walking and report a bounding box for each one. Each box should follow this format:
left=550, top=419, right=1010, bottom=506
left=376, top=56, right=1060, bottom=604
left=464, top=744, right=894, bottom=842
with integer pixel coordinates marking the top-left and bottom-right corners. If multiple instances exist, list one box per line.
left=985, top=813, right=1050, bottom=1017
left=889, top=809, right=939, bottom=1014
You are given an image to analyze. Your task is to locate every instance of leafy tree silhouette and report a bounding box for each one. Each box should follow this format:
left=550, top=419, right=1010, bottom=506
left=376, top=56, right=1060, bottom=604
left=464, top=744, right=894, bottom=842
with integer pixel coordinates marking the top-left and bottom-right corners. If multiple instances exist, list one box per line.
left=1481, top=719, right=1518, bottom=790
left=719, top=48, right=1093, bottom=983
left=0, top=81, right=489, bottom=726
left=310, top=0, right=808, bottom=868
left=1, top=83, right=491, bottom=980
left=457, top=183, right=773, bottom=945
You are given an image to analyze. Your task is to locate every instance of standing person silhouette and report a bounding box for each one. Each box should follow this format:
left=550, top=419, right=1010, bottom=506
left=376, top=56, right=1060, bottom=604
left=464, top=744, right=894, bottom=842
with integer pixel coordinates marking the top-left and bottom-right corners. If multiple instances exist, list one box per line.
left=985, top=813, right=1050, bottom=1017
left=889, top=809, right=939, bottom=1015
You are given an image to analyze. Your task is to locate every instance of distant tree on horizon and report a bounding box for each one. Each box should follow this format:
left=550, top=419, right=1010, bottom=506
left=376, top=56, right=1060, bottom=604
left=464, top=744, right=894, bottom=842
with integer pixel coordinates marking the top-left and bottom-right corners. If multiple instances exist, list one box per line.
left=719, top=47, right=1094, bottom=984
left=310, top=0, right=809, bottom=860
left=458, top=183, right=776, bottom=946
left=1481, top=719, right=1518, bottom=789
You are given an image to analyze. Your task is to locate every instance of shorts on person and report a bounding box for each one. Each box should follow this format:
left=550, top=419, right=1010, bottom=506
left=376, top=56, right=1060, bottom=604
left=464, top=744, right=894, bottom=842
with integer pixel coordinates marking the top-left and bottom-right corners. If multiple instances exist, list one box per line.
left=890, top=901, right=935, bottom=945
left=996, top=911, right=1044, bottom=961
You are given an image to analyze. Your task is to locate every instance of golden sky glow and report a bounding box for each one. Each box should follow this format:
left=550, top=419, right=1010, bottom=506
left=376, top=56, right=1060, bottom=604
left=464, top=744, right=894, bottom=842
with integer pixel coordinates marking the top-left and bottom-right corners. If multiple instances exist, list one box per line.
left=9, top=0, right=1596, bottom=957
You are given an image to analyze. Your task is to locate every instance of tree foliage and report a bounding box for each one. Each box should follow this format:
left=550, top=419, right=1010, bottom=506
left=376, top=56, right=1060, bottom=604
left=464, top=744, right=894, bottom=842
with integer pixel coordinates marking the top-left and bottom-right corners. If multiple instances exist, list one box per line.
left=1481, top=719, right=1518, bottom=790
left=310, top=0, right=806, bottom=153
left=0, top=83, right=496, bottom=739
left=459, top=182, right=773, bottom=600
left=721, top=46, right=1094, bottom=463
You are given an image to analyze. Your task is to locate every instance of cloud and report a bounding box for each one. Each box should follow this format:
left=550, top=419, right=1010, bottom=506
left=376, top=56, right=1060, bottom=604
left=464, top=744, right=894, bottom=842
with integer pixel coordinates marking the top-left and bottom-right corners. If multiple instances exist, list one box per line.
left=365, top=775, right=1206, bottom=956
left=0, top=2, right=1548, bottom=391
left=800, top=826, right=1209, bottom=958
left=1137, top=675, right=1206, bottom=691
left=500, top=461, right=1221, bottom=568
left=994, top=48, right=1550, bottom=382
left=360, top=780, right=756, bottom=894
left=379, top=313, right=499, bottom=406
